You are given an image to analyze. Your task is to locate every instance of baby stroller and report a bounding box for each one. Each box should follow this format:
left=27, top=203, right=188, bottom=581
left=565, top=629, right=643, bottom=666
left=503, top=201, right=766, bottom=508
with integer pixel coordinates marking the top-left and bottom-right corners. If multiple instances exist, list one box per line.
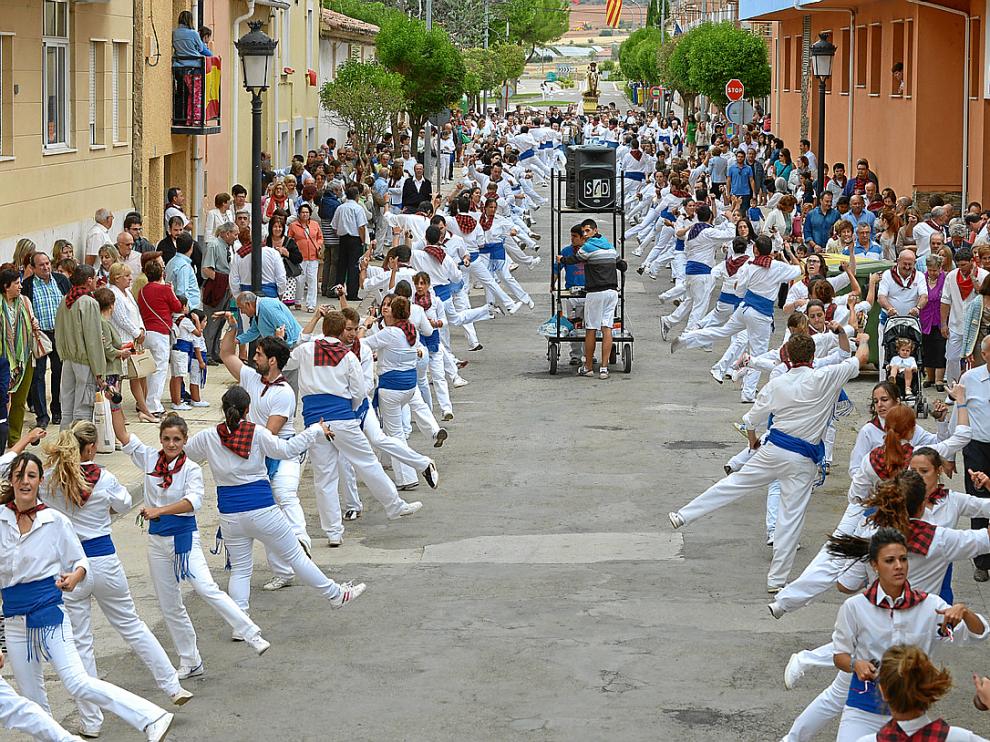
left=882, top=315, right=928, bottom=418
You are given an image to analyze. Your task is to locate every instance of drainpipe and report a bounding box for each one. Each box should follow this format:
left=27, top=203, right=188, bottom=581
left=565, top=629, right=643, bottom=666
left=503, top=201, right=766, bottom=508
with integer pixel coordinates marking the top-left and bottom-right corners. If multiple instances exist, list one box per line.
left=192, top=3, right=204, bottom=243
left=794, top=1, right=855, bottom=173
left=232, top=0, right=257, bottom=186
left=905, top=0, right=970, bottom=207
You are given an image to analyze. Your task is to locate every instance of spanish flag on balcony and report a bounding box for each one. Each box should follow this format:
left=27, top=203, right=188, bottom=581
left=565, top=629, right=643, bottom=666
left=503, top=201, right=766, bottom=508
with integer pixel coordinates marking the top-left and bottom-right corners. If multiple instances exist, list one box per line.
left=204, top=56, right=222, bottom=122
left=605, top=0, right=622, bottom=28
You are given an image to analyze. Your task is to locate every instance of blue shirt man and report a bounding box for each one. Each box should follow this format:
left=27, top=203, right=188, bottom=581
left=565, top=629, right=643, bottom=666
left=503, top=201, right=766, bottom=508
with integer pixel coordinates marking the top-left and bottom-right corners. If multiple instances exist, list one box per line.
left=164, top=235, right=201, bottom=309
left=236, top=295, right=302, bottom=346
left=803, top=193, right=841, bottom=251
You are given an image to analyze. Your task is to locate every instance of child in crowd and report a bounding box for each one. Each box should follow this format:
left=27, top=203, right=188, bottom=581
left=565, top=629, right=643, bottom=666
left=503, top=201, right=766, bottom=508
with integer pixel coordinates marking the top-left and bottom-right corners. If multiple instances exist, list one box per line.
left=57, top=257, right=77, bottom=280
left=169, top=294, right=200, bottom=411
left=94, top=287, right=131, bottom=414
left=888, top=337, right=918, bottom=397
left=189, top=308, right=209, bottom=408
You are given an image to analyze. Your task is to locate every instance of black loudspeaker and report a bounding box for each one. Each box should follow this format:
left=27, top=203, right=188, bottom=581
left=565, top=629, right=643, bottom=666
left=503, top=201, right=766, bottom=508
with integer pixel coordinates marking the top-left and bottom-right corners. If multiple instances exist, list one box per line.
left=565, top=145, right=617, bottom=210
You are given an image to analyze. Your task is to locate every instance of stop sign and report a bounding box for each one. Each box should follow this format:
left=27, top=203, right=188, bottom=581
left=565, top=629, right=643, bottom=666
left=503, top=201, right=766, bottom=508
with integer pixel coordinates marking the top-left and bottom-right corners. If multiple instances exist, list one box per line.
left=725, top=78, right=745, bottom=102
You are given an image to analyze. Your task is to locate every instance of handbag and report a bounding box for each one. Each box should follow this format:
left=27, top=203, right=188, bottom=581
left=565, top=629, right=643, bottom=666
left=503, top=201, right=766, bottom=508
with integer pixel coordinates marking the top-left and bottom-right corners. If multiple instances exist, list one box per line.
left=283, top=256, right=303, bottom=278
left=92, top=391, right=114, bottom=454
left=126, top=346, right=156, bottom=379
left=25, top=303, right=51, bottom=359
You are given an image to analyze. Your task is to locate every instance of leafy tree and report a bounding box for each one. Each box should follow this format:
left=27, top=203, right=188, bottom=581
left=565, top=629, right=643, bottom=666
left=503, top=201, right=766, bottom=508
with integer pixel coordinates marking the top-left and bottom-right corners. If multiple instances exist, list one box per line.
left=496, top=0, right=570, bottom=62
left=684, top=22, right=770, bottom=107
left=645, top=0, right=669, bottom=29
left=619, top=27, right=663, bottom=82
left=319, top=60, right=408, bottom=154
left=667, top=29, right=700, bottom=111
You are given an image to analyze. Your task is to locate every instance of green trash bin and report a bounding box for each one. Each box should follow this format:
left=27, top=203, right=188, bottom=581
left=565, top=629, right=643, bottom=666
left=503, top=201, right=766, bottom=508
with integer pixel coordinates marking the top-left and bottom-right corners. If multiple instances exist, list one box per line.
left=825, top=256, right=892, bottom=368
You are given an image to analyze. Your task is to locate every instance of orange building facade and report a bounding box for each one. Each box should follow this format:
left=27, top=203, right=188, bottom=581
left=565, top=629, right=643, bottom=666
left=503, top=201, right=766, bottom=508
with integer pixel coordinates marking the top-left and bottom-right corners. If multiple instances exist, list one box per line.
left=741, top=0, right=990, bottom=207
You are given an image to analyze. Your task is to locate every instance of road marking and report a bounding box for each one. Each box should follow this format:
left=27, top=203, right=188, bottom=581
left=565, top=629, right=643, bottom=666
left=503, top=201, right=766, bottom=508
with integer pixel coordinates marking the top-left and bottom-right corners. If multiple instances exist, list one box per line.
left=646, top=403, right=736, bottom=414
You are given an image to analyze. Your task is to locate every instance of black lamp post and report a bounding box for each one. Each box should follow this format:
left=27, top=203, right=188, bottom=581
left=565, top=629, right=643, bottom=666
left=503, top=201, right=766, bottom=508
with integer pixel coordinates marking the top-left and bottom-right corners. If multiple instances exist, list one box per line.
left=810, top=32, right=836, bottom=195
left=235, top=21, right=277, bottom=293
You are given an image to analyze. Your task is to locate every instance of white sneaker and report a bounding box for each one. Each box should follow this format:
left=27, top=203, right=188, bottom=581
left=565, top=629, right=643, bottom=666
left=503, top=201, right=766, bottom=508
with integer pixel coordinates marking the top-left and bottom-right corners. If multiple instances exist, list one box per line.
left=709, top=368, right=723, bottom=384
left=441, top=410, right=454, bottom=421
left=177, top=662, right=204, bottom=680
left=170, top=688, right=194, bottom=706
left=171, top=403, right=192, bottom=411
left=263, top=576, right=293, bottom=591
left=783, top=652, right=805, bottom=690
left=433, top=428, right=448, bottom=448
left=189, top=400, right=210, bottom=408
left=668, top=511, right=684, bottom=529
left=528, top=256, right=542, bottom=270
left=507, top=301, right=522, bottom=314
left=659, top=317, right=670, bottom=341
left=767, top=601, right=784, bottom=620
left=78, top=728, right=101, bottom=739
left=331, top=581, right=367, bottom=607
left=245, top=633, right=271, bottom=656
left=423, top=461, right=439, bottom=489
left=327, top=536, right=343, bottom=548
left=392, top=501, right=423, bottom=519
left=452, top=377, right=469, bottom=388
left=526, top=298, right=535, bottom=309
left=144, top=713, right=174, bottom=742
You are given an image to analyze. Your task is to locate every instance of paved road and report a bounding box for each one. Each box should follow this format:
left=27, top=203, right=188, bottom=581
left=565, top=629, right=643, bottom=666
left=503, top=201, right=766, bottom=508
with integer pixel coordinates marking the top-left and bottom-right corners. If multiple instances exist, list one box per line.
left=9, top=86, right=990, bottom=742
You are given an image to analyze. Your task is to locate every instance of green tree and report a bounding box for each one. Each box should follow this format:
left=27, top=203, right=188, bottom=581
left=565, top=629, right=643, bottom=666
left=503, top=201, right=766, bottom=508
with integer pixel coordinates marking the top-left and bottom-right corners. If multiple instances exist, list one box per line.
left=319, top=60, right=408, bottom=154
left=667, top=30, right=700, bottom=111
left=496, top=0, right=570, bottom=62
left=619, top=27, right=663, bottom=82
left=645, top=0, right=669, bottom=29
left=684, top=22, right=770, bottom=107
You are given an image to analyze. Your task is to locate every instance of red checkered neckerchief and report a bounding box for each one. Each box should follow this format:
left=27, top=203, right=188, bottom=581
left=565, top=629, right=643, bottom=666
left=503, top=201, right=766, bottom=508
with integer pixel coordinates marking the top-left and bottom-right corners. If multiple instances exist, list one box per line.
left=414, top=291, right=432, bottom=310
left=824, top=303, right=836, bottom=322
left=236, top=243, right=252, bottom=258
left=869, top=442, right=914, bottom=480
left=870, top=416, right=884, bottom=431
left=889, top=266, right=917, bottom=289
left=261, top=374, right=287, bottom=397
left=877, top=717, right=949, bottom=742
left=454, top=214, right=477, bottom=235
left=928, top=485, right=949, bottom=505
left=480, top=213, right=495, bottom=232
left=751, top=254, right=773, bottom=268
left=5, top=501, right=46, bottom=525
left=149, top=451, right=186, bottom=490
left=395, top=320, right=417, bottom=346
left=79, top=463, right=101, bottom=502
left=424, top=245, right=446, bottom=264
left=907, top=519, right=938, bottom=556
left=64, top=285, right=91, bottom=309
left=216, top=421, right=256, bottom=459
left=726, top=254, right=749, bottom=277
left=349, top=337, right=362, bottom=358
left=779, top=343, right=813, bottom=370
left=313, top=339, right=350, bottom=367
left=864, top=579, right=927, bottom=611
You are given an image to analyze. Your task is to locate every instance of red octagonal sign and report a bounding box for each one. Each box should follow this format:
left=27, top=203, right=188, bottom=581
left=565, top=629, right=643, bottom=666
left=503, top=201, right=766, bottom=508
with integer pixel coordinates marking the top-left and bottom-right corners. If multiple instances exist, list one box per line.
left=725, top=78, right=745, bottom=102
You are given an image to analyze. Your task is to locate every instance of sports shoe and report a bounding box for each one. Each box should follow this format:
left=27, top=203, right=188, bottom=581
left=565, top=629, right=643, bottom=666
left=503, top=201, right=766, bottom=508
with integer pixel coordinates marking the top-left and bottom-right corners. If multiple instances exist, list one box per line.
left=528, top=257, right=542, bottom=271
left=670, top=337, right=681, bottom=354
left=710, top=368, right=723, bottom=384
left=79, top=728, right=101, bottom=739
left=245, top=633, right=271, bottom=656
left=423, top=461, right=439, bottom=489
left=171, top=403, right=192, bottom=411
left=723, top=465, right=732, bottom=476
left=577, top=366, right=593, bottom=377
left=668, top=511, right=684, bottom=529
left=975, top=567, right=989, bottom=582
left=331, top=581, right=366, bottom=607
left=398, top=482, right=419, bottom=491
left=441, top=410, right=454, bottom=421
left=659, top=317, right=670, bottom=341
left=189, top=400, right=210, bottom=408
left=599, top=367, right=609, bottom=380
left=452, top=376, right=469, bottom=388
left=526, top=298, right=535, bottom=309
left=263, top=576, right=293, bottom=591
left=507, top=301, right=522, bottom=314
left=393, top=501, right=423, bottom=518
left=636, top=266, right=645, bottom=275
left=783, top=652, right=804, bottom=690
left=327, top=536, right=343, bottom=547
left=467, top=344, right=483, bottom=352
left=145, top=713, right=174, bottom=742
left=343, top=509, right=361, bottom=521
left=767, top=601, right=784, bottom=620
left=767, top=585, right=783, bottom=595
left=170, top=688, right=194, bottom=707
left=433, top=428, right=448, bottom=447
left=177, top=662, right=204, bottom=680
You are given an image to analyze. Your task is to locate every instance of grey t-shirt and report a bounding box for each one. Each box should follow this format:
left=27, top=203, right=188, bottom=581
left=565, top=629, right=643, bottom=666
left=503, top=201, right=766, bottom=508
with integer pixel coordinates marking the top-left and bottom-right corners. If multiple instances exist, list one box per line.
left=202, top=236, right=231, bottom=275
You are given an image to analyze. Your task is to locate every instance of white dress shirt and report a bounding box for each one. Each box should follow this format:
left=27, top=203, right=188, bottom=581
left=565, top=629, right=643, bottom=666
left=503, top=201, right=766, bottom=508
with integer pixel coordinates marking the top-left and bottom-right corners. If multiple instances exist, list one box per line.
left=734, top=260, right=803, bottom=301
left=85, top=223, right=113, bottom=258
left=110, top=284, right=144, bottom=341
left=0, top=507, right=88, bottom=589
left=878, top=268, right=926, bottom=315
left=240, top=366, right=296, bottom=437
left=285, top=337, right=367, bottom=406
left=229, top=245, right=287, bottom=297
left=40, top=464, right=130, bottom=542
left=122, top=434, right=204, bottom=514
left=958, top=364, right=990, bottom=442
left=330, top=199, right=369, bottom=238
left=184, top=424, right=321, bottom=487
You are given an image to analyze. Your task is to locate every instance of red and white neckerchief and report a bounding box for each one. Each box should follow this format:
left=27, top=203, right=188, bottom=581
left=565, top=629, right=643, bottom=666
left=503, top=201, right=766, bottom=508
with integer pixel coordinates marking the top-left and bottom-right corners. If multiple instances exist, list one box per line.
left=751, top=254, right=773, bottom=268
left=79, top=463, right=101, bottom=502
left=414, top=292, right=432, bottom=310
left=236, top=243, right=252, bottom=258
left=424, top=245, right=446, bottom=264
left=149, top=451, right=187, bottom=490
left=261, top=374, right=287, bottom=397
left=889, top=266, right=917, bottom=289
left=957, top=269, right=975, bottom=300
left=928, top=485, right=949, bottom=506
left=864, top=578, right=927, bottom=611
left=629, top=149, right=642, bottom=161
left=906, top=519, right=938, bottom=556
left=216, top=421, right=256, bottom=459
left=480, top=213, right=495, bottom=232
left=869, top=441, right=914, bottom=480
left=869, top=416, right=884, bottom=431
left=395, top=320, right=418, bottom=346
left=876, top=717, right=950, bottom=742
left=725, top=255, right=749, bottom=277
left=5, top=500, right=47, bottom=525
left=313, top=340, right=350, bottom=367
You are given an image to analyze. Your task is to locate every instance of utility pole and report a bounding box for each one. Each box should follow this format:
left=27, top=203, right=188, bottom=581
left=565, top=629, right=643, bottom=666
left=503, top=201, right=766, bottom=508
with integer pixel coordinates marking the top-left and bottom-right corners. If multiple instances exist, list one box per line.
left=482, top=0, right=490, bottom=115
left=423, top=0, right=433, bottom=183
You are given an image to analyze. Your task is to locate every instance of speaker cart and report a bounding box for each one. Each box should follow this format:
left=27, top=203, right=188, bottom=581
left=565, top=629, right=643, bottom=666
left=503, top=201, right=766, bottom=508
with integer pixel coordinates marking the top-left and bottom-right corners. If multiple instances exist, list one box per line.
left=546, top=145, right=634, bottom=375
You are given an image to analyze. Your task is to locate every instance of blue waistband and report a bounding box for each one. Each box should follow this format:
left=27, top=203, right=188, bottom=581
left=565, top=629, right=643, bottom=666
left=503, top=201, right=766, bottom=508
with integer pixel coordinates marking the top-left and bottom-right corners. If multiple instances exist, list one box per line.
left=743, top=290, right=775, bottom=317
left=423, top=331, right=441, bottom=352
left=241, top=282, right=279, bottom=298
left=480, top=243, right=507, bottom=261
left=718, top=291, right=742, bottom=306
left=767, top=428, right=826, bottom=465
left=675, top=239, right=685, bottom=252
left=149, top=514, right=196, bottom=582
left=379, top=368, right=418, bottom=391
left=356, top=398, right=370, bottom=427
left=685, top=260, right=712, bottom=275
left=2, top=577, right=63, bottom=624
left=659, top=135, right=672, bottom=144
left=520, top=149, right=535, bottom=160
left=173, top=339, right=194, bottom=354
left=660, top=209, right=678, bottom=221
left=539, top=142, right=553, bottom=149
left=624, top=171, right=646, bottom=182
left=468, top=251, right=480, bottom=261
left=216, top=479, right=276, bottom=514
left=433, top=283, right=454, bottom=302
left=81, top=534, right=115, bottom=558
left=847, top=674, right=889, bottom=715
left=302, top=393, right=355, bottom=425
left=939, top=563, right=954, bottom=604
left=605, top=141, right=619, bottom=148
left=450, top=279, right=465, bottom=294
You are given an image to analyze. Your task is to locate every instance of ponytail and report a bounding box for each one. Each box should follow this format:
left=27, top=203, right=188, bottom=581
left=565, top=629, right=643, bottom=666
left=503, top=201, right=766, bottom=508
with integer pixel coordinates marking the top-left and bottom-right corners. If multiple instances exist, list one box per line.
left=881, top=405, right=917, bottom=475
left=877, top=645, right=952, bottom=714
left=827, top=526, right=907, bottom=563
left=221, top=386, right=251, bottom=432
left=43, top=422, right=97, bottom=508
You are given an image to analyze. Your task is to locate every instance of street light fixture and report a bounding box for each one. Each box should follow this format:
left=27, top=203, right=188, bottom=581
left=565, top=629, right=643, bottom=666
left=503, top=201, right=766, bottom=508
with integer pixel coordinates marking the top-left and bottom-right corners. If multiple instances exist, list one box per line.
left=235, top=21, right=277, bottom=293
left=810, top=32, right=836, bottom=193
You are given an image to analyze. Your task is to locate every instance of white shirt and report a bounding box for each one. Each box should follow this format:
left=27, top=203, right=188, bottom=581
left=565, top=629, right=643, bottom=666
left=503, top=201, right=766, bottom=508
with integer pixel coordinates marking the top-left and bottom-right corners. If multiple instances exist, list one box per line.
left=41, top=463, right=130, bottom=542
left=734, top=260, right=803, bottom=302
left=411, top=246, right=461, bottom=287
left=926, top=489, right=990, bottom=529
left=185, top=423, right=321, bottom=487
left=785, top=273, right=851, bottom=309
left=122, top=434, right=204, bottom=514
left=285, top=337, right=366, bottom=407
left=387, top=212, right=431, bottom=244
left=331, top=199, right=369, bottom=238
left=110, top=284, right=144, bottom=341
left=856, top=715, right=989, bottom=742
left=0, top=506, right=88, bottom=589
left=684, top=220, right=736, bottom=269
left=958, top=364, right=990, bottom=442
left=229, top=245, right=287, bottom=297
left=240, top=366, right=296, bottom=437
left=85, top=222, right=113, bottom=257
left=943, top=267, right=989, bottom=335
left=889, top=354, right=918, bottom=369
left=878, top=268, right=926, bottom=315
left=362, top=324, right=424, bottom=375
left=164, top=206, right=190, bottom=231
left=912, top=220, right=939, bottom=258
left=204, top=207, right=234, bottom=239
left=848, top=419, right=942, bottom=477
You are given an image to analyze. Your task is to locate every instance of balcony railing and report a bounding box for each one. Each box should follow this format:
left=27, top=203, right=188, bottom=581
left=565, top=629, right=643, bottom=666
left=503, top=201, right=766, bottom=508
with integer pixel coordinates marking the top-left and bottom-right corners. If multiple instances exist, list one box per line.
left=171, top=55, right=221, bottom=135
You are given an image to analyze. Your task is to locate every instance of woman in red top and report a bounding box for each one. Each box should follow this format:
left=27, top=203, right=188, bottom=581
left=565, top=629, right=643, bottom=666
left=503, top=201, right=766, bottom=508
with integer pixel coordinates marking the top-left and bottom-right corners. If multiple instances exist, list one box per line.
left=137, top=258, right=181, bottom=419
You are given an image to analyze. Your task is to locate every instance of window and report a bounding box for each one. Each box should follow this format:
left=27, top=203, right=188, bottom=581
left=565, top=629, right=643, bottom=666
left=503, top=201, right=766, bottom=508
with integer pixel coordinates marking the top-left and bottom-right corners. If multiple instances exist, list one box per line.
left=868, top=24, right=882, bottom=95
left=783, top=36, right=792, bottom=92
left=89, top=41, right=106, bottom=146
left=891, top=20, right=904, bottom=97
left=855, top=25, right=867, bottom=88
left=905, top=20, right=913, bottom=97
left=307, top=121, right=316, bottom=150
left=793, top=35, right=802, bottom=91
left=293, top=126, right=303, bottom=159
left=840, top=27, right=850, bottom=94
left=0, top=34, right=12, bottom=157
left=112, top=42, right=127, bottom=143
left=970, top=18, right=981, bottom=98
left=278, top=123, right=289, bottom=167
left=306, top=4, right=314, bottom=71
left=280, top=10, right=290, bottom=70
left=43, top=0, right=70, bottom=148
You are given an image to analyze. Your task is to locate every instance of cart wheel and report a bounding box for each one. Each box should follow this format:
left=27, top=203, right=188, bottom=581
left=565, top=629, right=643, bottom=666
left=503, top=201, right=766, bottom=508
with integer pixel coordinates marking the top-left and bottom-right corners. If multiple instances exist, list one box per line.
left=548, top=343, right=559, bottom=375
left=918, top=398, right=929, bottom=419
left=622, top=344, right=633, bottom=373
left=609, top=345, right=617, bottom=365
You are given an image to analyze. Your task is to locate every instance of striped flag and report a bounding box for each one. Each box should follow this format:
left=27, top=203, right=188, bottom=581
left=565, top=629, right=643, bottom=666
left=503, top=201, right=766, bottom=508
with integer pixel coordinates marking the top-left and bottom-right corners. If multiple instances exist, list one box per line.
left=605, top=0, right=622, bottom=28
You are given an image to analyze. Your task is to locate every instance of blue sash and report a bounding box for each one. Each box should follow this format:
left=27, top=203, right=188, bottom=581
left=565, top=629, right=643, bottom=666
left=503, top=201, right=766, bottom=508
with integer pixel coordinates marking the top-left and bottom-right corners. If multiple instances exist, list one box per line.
left=659, top=135, right=672, bottom=144
left=674, top=239, right=685, bottom=252
left=939, top=563, right=954, bottom=604
left=148, top=514, right=197, bottom=582
left=685, top=261, right=712, bottom=275
left=624, top=171, right=646, bottom=182
left=519, top=149, right=535, bottom=160
left=742, top=290, right=775, bottom=317
left=355, top=398, right=370, bottom=428
left=240, top=282, right=279, bottom=298
left=718, top=291, right=742, bottom=307
left=660, top=209, right=678, bottom=221
left=538, top=142, right=553, bottom=150
left=1, top=577, right=64, bottom=662
left=423, top=331, right=441, bottom=353
left=433, top=283, right=454, bottom=302
left=846, top=674, right=889, bottom=715
left=173, top=339, right=194, bottom=354
left=378, top=368, right=418, bottom=391
left=468, top=251, right=480, bottom=263
left=302, top=393, right=355, bottom=426
left=480, top=242, right=506, bottom=271
left=605, top=141, right=619, bottom=148
left=767, top=428, right=826, bottom=465
left=216, top=479, right=276, bottom=514
left=449, top=279, right=465, bottom=294
left=81, top=534, right=115, bottom=558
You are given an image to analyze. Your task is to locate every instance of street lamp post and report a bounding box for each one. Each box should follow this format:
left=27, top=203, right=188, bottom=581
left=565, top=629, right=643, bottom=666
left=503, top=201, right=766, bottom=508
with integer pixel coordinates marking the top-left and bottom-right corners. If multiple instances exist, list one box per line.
left=235, top=21, right=278, bottom=293
left=810, top=32, right=836, bottom=195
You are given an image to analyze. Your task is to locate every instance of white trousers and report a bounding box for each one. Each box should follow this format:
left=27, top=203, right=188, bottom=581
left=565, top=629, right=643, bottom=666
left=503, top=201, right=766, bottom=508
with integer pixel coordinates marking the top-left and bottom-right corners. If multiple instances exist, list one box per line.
left=59, top=360, right=95, bottom=430
left=418, top=346, right=452, bottom=414
left=378, top=386, right=440, bottom=486
left=469, top=257, right=513, bottom=310
left=299, top=260, right=320, bottom=309
left=311, top=424, right=407, bottom=540
left=665, top=274, right=715, bottom=331
left=62, top=553, right=180, bottom=732
left=496, top=261, right=532, bottom=304
left=945, top=331, right=965, bottom=384
left=144, top=330, right=171, bottom=415
left=0, top=676, right=79, bottom=742
left=7, top=614, right=165, bottom=733
left=448, top=286, right=486, bottom=347
left=221, top=504, right=342, bottom=612
left=343, top=405, right=432, bottom=506
left=147, top=531, right=260, bottom=669
left=837, top=706, right=887, bottom=742
left=265, top=456, right=311, bottom=580
left=676, top=444, right=817, bottom=587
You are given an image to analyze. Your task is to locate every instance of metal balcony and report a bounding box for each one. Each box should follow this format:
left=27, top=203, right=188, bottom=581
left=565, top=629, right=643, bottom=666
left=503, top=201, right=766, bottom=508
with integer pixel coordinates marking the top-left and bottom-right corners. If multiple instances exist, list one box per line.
left=171, top=55, right=221, bottom=135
